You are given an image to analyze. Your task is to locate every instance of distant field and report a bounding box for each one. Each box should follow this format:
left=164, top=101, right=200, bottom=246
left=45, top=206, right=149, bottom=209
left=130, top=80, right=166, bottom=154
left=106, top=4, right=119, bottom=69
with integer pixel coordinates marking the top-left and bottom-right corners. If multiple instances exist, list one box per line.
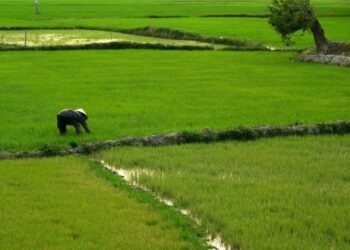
left=0, top=50, right=349, bottom=151
left=96, top=135, right=350, bottom=250
left=0, top=29, right=218, bottom=48
left=0, top=157, right=204, bottom=249
left=0, top=17, right=349, bottom=48
left=0, top=0, right=349, bottom=18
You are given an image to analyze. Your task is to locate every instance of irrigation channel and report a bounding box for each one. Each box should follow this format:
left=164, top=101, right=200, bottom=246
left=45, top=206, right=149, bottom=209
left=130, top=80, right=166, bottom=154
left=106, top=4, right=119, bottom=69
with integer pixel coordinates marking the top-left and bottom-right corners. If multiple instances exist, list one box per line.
left=98, top=159, right=230, bottom=250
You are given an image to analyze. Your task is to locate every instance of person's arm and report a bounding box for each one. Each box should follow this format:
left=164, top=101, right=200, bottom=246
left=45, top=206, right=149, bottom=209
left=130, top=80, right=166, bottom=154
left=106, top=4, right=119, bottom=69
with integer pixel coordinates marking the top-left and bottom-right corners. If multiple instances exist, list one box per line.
left=80, top=120, right=90, bottom=133
left=76, top=115, right=90, bottom=133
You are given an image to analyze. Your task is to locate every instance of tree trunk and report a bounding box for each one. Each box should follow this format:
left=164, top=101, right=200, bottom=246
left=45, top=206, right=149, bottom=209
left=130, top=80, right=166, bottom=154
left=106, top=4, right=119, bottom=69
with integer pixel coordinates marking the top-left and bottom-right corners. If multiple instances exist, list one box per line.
left=310, top=19, right=329, bottom=53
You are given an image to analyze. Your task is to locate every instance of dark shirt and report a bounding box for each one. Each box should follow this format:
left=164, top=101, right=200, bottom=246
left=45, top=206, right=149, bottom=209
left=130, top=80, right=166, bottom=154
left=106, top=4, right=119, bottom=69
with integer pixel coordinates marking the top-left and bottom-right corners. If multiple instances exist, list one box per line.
left=57, top=109, right=90, bottom=132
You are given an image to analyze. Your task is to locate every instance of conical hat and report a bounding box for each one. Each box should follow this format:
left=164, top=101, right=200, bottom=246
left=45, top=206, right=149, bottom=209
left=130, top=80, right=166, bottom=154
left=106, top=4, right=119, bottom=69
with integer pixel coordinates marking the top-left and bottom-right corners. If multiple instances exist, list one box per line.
left=75, top=108, right=87, bottom=116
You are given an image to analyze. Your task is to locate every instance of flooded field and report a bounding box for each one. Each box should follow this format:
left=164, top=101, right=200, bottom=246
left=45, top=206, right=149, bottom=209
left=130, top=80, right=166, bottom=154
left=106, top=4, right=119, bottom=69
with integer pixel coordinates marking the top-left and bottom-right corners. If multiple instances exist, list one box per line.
left=0, top=29, right=221, bottom=48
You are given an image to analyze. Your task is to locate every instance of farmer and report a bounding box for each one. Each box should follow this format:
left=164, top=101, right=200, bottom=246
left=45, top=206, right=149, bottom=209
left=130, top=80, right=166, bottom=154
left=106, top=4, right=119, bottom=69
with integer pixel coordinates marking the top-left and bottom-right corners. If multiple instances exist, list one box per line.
left=57, top=108, right=90, bottom=135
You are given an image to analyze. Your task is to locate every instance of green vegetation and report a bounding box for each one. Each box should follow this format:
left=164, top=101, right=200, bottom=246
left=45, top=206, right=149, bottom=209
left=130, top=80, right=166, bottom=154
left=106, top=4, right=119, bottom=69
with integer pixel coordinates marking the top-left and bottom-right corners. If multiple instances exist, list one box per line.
left=0, top=0, right=349, bottom=19
left=1, top=17, right=349, bottom=48
left=269, top=0, right=331, bottom=54
left=1, top=50, right=349, bottom=151
left=96, top=135, right=350, bottom=250
left=0, top=157, right=205, bottom=249
left=1, top=0, right=349, bottom=249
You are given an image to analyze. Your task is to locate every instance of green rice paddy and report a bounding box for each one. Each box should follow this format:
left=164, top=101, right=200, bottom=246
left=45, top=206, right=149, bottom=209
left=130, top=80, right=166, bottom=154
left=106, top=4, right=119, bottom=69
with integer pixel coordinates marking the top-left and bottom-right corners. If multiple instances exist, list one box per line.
left=1, top=50, right=349, bottom=151
left=0, top=0, right=349, bottom=19
left=96, top=135, right=350, bottom=250
left=1, top=0, right=349, bottom=249
left=1, top=17, right=349, bottom=48
left=0, top=157, right=205, bottom=249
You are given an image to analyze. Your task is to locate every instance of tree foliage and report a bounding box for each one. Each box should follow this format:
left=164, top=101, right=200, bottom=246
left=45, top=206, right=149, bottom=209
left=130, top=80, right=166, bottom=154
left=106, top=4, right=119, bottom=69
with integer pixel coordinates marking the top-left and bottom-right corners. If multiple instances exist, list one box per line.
left=268, top=0, right=316, bottom=45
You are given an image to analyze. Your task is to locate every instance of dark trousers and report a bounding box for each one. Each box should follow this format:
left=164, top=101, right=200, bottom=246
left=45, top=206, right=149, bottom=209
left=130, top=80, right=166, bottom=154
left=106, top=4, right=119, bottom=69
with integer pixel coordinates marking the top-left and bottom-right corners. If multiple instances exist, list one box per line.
left=57, top=115, right=81, bottom=135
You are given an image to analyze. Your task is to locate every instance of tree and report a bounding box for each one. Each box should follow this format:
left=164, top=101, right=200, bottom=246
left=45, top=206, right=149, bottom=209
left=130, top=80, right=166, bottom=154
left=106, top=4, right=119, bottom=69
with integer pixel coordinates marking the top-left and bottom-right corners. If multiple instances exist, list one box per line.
left=268, top=0, right=329, bottom=53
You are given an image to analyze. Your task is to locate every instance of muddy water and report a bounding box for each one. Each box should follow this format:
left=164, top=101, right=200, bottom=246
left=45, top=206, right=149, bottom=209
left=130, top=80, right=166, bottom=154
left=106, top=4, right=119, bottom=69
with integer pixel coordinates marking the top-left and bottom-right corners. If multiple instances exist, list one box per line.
left=99, top=160, right=231, bottom=250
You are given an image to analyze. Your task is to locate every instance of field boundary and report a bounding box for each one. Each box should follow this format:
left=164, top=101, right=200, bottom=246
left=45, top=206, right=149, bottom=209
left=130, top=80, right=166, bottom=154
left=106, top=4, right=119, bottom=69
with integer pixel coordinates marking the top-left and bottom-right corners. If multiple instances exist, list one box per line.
left=0, top=41, right=213, bottom=51
left=300, top=53, right=350, bottom=67
left=120, top=26, right=265, bottom=49
left=27, top=14, right=270, bottom=20
left=0, top=120, right=349, bottom=160
left=200, top=14, right=269, bottom=18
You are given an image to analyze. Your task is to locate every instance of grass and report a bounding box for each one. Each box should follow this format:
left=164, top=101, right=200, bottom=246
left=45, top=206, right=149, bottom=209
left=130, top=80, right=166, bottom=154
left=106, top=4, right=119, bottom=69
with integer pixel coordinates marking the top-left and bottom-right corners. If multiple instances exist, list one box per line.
left=1, top=0, right=349, bottom=249
left=0, top=29, right=219, bottom=48
left=0, top=0, right=349, bottom=19
left=0, top=156, right=205, bottom=249
left=1, top=50, right=349, bottom=151
left=0, top=17, right=349, bottom=48
left=95, top=135, right=350, bottom=250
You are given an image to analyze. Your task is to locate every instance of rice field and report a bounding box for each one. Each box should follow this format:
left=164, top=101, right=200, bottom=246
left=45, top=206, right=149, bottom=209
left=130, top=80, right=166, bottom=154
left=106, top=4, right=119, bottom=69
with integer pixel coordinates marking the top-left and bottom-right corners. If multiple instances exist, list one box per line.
left=1, top=50, right=349, bottom=151
left=1, top=0, right=349, bottom=249
left=1, top=17, right=349, bottom=48
left=0, top=0, right=349, bottom=19
left=0, top=157, right=205, bottom=249
left=95, top=135, right=350, bottom=250
left=0, top=29, right=220, bottom=48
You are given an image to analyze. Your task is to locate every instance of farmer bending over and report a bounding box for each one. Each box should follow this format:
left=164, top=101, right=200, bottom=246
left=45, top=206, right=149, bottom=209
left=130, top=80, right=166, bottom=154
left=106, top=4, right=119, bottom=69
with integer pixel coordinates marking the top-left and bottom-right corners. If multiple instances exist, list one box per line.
left=57, top=109, right=90, bottom=135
